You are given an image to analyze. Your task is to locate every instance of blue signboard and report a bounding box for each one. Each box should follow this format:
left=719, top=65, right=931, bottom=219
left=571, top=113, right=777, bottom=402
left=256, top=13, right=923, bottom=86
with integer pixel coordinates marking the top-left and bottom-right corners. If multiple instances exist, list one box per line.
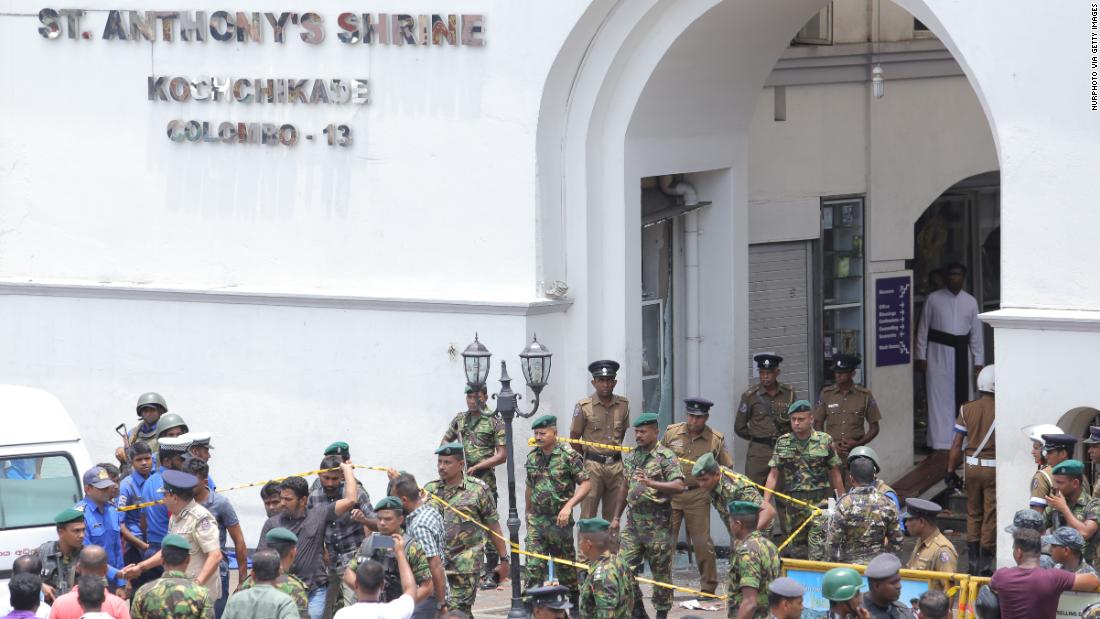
left=875, top=276, right=911, bottom=366
left=785, top=568, right=929, bottom=617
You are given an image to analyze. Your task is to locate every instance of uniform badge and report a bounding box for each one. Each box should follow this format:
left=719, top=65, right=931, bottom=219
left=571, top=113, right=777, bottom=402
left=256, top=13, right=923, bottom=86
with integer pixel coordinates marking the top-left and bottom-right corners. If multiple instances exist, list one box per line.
left=939, top=550, right=952, bottom=564
left=74, top=503, right=85, bottom=512
left=573, top=404, right=582, bottom=418
left=199, top=518, right=213, bottom=531
left=738, top=403, right=747, bottom=413
left=1032, top=478, right=1040, bottom=491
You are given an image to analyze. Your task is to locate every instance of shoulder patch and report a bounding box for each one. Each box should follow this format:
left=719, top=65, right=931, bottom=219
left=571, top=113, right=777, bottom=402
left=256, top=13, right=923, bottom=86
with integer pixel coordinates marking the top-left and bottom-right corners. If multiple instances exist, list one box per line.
left=74, top=503, right=86, bottom=512
left=199, top=517, right=214, bottom=531
left=739, top=402, right=748, bottom=413
left=939, top=550, right=952, bottom=564
left=573, top=404, right=583, bottom=417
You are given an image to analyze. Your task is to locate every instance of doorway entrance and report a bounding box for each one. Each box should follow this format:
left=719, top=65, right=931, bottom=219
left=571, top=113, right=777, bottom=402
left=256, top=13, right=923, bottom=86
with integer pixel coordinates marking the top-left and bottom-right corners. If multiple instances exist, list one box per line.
left=912, top=171, right=1000, bottom=450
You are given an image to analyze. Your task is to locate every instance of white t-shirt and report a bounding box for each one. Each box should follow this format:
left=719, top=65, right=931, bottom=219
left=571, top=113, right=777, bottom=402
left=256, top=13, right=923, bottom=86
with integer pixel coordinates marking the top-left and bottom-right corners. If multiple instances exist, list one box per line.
left=332, top=596, right=415, bottom=619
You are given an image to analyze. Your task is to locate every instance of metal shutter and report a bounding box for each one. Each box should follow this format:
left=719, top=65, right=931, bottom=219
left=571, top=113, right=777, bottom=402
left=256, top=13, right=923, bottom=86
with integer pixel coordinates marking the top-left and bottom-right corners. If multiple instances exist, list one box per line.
left=748, top=242, right=813, bottom=398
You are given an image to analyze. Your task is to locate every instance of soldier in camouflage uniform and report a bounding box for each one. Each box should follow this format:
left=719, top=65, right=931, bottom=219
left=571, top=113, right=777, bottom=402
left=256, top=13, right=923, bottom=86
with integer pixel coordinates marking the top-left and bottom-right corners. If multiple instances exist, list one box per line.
left=691, top=454, right=776, bottom=533
left=524, top=414, right=591, bottom=603
left=423, top=442, right=509, bottom=618
left=726, top=501, right=781, bottom=619
left=1046, top=526, right=1099, bottom=575
left=344, top=497, right=433, bottom=604
left=611, top=413, right=686, bottom=619
left=1043, top=459, right=1100, bottom=563
left=442, top=385, right=506, bottom=587
left=764, top=400, right=844, bottom=559
left=577, top=518, right=635, bottom=619
left=830, top=458, right=903, bottom=565
left=240, top=528, right=310, bottom=619
left=131, top=533, right=214, bottom=619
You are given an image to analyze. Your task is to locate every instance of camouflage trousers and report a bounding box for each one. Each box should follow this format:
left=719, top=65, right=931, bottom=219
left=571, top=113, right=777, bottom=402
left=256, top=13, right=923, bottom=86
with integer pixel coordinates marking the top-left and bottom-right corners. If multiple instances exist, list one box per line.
left=806, top=507, right=833, bottom=562
left=780, top=488, right=829, bottom=559
left=524, top=513, right=579, bottom=594
left=621, top=505, right=674, bottom=612
left=447, top=573, right=479, bottom=618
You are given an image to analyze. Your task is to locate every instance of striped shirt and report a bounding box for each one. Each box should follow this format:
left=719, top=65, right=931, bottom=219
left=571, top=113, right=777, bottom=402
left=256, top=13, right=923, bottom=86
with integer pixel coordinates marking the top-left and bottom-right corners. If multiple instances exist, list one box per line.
left=405, top=503, right=445, bottom=559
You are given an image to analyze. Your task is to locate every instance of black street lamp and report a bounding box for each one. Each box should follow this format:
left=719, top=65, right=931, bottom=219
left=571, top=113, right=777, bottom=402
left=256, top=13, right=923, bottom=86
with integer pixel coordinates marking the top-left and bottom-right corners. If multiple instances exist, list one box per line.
left=461, top=333, right=551, bottom=619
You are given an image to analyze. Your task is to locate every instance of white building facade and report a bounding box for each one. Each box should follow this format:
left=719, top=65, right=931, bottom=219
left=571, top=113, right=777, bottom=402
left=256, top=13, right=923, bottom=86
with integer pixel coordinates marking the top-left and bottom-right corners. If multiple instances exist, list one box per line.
left=1, top=1, right=1097, bottom=562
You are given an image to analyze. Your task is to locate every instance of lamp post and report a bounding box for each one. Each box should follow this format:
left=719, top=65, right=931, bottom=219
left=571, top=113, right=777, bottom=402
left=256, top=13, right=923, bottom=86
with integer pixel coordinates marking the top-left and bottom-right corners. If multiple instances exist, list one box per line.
left=461, top=333, right=551, bottom=619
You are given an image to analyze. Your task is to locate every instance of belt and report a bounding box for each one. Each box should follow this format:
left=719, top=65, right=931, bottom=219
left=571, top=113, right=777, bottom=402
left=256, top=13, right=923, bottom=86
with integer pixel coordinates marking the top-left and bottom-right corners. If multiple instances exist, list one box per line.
left=585, top=452, right=621, bottom=464
left=966, top=456, right=996, bottom=467
left=750, top=437, right=777, bottom=447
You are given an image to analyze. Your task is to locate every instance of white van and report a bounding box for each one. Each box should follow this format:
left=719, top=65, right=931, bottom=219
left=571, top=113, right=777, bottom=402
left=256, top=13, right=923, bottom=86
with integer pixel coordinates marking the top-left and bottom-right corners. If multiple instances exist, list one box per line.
left=0, top=385, right=92, bottom=579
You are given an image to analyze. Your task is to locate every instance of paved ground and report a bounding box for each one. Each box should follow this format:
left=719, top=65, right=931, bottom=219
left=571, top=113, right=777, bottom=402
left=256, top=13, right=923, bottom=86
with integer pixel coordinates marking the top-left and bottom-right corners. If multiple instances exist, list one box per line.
left=471, top=531, right=972, bottom=618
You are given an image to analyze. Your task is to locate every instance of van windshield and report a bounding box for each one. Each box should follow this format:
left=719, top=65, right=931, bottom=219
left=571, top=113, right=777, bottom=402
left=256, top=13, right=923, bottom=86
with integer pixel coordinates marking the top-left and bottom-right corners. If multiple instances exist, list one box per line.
left=0, top=454, right=82, bottom=529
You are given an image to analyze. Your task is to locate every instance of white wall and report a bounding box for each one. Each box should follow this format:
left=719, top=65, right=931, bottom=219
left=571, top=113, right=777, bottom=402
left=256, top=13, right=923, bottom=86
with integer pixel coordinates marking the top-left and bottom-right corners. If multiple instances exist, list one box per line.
left=0, top=293, right=542, bottom=538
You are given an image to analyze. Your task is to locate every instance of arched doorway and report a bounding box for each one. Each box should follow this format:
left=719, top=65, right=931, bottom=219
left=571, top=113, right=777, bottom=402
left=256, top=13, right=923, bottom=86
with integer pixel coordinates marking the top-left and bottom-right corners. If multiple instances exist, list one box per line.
left=912, top=171, right=1000, bottom=451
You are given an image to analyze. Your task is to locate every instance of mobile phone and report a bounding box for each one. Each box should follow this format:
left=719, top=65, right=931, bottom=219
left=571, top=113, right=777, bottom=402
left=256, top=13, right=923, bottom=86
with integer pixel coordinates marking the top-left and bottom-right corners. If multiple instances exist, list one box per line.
left=374, top=535, right=395, bottom=549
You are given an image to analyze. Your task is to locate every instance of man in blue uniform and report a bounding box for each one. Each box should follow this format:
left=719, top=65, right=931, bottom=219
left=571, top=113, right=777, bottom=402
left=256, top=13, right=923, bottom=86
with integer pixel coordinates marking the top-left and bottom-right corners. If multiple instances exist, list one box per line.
left=75, top=466, right=126, bottom=596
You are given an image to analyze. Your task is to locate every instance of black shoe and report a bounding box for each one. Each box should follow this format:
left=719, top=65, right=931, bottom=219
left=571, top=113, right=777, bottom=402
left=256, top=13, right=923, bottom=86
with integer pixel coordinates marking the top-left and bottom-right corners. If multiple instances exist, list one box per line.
left=479, top=574, right=498, bottom=590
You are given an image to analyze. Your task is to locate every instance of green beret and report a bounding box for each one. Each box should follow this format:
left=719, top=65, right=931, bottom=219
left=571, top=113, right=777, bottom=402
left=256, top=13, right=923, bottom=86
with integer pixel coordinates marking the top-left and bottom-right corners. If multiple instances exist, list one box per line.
left=577, top=517, right=611, bottom=533
left=1053, top=459, right=1085, bottom=477
left=531, top=414, right=557, bottom=429
left=788, top=400, right=813, bottom=414
left=374, top=496, right=404, bottom=512
left=54, top=508, right=85, bottom=525
left=324, top=441, right=350, bottom=456
left=265, top=527, right=299, bottom=544
left=632, top=413, right=659, bottom=427
left=436, top=442, right=465, bottom=456
left=161, top=533, right=192, bottom=551
left=691, top=453, right=719, bottom=477
left=727, top=500, right=761, bottom=516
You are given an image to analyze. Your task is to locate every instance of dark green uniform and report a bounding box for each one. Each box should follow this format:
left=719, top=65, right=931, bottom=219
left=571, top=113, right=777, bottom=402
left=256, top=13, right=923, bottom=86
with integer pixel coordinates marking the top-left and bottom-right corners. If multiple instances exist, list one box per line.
left=727, top=531, right=781, bottom=619
left=524, top=442, right=589, bottom=592
left=578, top=551, right=636, bottom=619
left=442, top=411, right=505, bottom=497
left=346, top=534, right=432, bottom=602
left=423, top=475, right=499, bottom=617
left=35, top=541, right=78, bottom=596
left=1044, top=495, right=1100, bottom=563
left=768, top=430, right=841, bottom=556
left=620, top=444, right=684, bottom=613
left=131, top=569, right=215, bottom=619
left=239, top=574, right=309, bottom=619
left=710, top=473, right=764, bottom=527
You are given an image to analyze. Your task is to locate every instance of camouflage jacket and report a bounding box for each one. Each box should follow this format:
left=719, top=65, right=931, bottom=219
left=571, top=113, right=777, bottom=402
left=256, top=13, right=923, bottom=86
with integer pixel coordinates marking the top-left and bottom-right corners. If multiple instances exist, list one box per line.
left=711, top=471, right=763, bottom=525
left=832, top=485, right=903, bottom=564
left=1044, top=494, right=1100, bottom=562
left=423, top=476, right=499, bottom=574
left=624, top=444, right=684, bottom=509
left=728, top=531, right=781, bottom=619
left=442, top=411, right=505, bottom=466
left=131, top=570, right=214, bottom=619
left=239, top=573, right=309, bottom=619
left=525, top=442, right=589, bottom=518
left=578, top=551, right=635, bottom=619
left=346, top=534, right=431, bottom=602
left=768, top=431, right=841, bottom=492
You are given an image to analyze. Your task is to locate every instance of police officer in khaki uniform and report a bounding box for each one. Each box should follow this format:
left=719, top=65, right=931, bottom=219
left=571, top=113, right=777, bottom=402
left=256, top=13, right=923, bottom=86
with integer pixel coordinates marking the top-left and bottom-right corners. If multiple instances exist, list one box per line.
left=946, top=364, right=995, bottom=576
left=813, top=354, right=880, bottom=469
left=658, top=397, right=731, bottom=597
left=901, top=498, right=957, bottom=588
left=735, top=354, right=796, bottom=486
left=571, top=360, right=631, bottom=520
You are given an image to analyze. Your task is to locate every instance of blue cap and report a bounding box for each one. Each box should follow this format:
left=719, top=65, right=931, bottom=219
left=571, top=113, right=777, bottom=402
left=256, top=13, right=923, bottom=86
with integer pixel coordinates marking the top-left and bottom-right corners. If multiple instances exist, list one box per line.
left=83, top=466, right=116, bottom=489
left=161, top=470, right=199, bottom=494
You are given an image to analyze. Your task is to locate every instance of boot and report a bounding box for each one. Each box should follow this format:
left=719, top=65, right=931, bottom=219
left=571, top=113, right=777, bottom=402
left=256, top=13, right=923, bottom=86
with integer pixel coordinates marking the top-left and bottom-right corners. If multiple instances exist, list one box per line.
left=966, top=542, right=981, bottom=576
left=568, top=594, right=580, bottom=619
left=632, top=589, right=649, bottom=619
left=979, top=546, right=996, bottom=577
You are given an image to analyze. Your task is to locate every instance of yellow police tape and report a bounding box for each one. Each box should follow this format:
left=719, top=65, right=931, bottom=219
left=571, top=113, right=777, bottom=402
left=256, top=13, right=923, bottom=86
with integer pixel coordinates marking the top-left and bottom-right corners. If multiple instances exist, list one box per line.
left=117, top=465, right=391, bottom=512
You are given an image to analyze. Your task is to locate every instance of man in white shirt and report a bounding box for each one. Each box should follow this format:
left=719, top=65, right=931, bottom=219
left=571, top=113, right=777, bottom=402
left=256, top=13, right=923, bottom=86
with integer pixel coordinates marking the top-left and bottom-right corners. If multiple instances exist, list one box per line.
left=915, top=262, right=985, bottom=451
left=334, top=535, right=415, bottom=619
